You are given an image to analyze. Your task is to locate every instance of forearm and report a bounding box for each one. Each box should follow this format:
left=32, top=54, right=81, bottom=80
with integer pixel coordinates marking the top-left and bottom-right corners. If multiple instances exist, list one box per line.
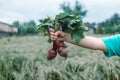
left=64, top=34, right=107, bottom=52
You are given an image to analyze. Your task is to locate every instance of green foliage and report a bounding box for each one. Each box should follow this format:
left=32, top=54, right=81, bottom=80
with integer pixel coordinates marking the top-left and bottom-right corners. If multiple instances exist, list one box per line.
left=109, top=25, right=120, bottom=34
left=55, top=13, right=88, bottom=42
left=37, top=13, right=88, bottom=43
left=60, top=0, right=87, bottom=19
left=12, top=20, right=37, bottom=35
left=24, top=20, right=37, bottom=34
left=96, top=25, right=120, bottom=34
left=37, top=17, right=53, bottom=36
left=99, top=13, right=120, bottom=27
left=12, top=21, right=23, bottom=34
left=97, top=13, right=120, bottom=34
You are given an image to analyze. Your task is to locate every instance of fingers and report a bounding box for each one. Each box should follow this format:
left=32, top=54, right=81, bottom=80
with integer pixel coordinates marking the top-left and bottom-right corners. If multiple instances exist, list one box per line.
left=55, top=30, right=64, bottom=37
left=50, top=28, right=64, bottom=36
left=50, top=37, right=63, bottom=41
left=50, top=28, right=55, bottom=32
left=50, top=28, right=65, bottom=41
left=50, top=29, right=57, bottom=41
left=50, top=34, right=57, bottom=41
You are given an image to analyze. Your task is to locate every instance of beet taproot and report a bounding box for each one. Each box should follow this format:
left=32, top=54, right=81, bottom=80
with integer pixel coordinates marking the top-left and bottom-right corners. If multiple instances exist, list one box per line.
left=47, top=49, right=57, bottom=60
left=47, top=40, right=68, bottom=60
left=53, top=41, right=58, bottom=50
left=58, top=47, right=68, bottom=58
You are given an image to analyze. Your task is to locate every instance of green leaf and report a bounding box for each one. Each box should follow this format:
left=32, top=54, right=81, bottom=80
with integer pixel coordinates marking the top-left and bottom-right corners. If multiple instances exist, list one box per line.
left=68, top=24, right=75, bottom=30
left=55, top=13, right=69, bottom=20
left=40, top=17, right=52, bottom=23
left=47, top=38, right=52, bottom=43
left=42, top=23, right=53, bottom=27
left=71, top=30, right=84, bottom=43
left=37, top=17, right=54, bottom=42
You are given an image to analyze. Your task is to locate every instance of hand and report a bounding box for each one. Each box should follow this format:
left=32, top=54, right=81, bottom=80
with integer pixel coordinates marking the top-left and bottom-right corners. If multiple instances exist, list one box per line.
left=50, top=28, right=66, bottom=41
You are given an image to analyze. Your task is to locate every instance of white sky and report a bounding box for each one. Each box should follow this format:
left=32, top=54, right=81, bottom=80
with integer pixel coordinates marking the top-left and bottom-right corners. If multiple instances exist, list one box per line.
left=0, top=0, right=120, bottom=24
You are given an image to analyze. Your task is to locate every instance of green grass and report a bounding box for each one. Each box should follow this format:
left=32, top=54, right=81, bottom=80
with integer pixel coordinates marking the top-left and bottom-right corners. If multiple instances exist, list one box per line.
left=0, top=35, right=120, bottom=80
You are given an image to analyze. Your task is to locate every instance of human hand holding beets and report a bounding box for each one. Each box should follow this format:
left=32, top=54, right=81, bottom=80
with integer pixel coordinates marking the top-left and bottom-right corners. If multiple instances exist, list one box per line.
left=47, top=28, right=68, bottom=60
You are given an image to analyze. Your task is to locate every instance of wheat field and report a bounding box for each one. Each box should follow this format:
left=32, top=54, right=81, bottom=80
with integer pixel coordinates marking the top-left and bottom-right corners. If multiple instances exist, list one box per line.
left=0, top=35, right=120, bottom=80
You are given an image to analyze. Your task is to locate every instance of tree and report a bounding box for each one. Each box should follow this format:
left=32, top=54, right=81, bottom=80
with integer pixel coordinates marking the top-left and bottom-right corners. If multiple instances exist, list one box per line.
left=60, top=0, right=87, bottom=19
left=23, top=20, right=37, bottom=33
left=12, top=21, right=23, bottom=34
left=97, top=13, right=120, bottom=34
left=12, top=20, right=37, bottom=35
left=98, top=13, right=120, bottom=27
left=110, top=13, right=120, bottom=26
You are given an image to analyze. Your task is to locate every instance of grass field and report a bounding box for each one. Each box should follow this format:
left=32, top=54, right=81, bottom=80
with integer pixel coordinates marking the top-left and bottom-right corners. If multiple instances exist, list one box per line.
left=0, top=35, right=120, bottom=80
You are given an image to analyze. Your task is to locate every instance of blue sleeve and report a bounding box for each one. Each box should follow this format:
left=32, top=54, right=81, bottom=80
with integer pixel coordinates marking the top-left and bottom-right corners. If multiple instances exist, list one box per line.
left=102, top=34, right=120, bottom=57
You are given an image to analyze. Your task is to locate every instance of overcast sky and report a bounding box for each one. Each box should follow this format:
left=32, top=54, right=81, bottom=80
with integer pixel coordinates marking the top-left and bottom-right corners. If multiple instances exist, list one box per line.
left=0, top=0, right=120, bottom=24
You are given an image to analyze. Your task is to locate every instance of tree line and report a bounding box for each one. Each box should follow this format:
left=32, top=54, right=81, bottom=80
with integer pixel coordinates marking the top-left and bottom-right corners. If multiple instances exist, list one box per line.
left=97, top=13, right=120, bottom=34
left=12, top=20, right=37, bottom=35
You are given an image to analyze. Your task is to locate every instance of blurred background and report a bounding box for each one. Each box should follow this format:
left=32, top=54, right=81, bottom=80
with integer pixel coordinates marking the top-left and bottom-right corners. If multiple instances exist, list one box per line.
left=0, top=0, right=120, bottom=35
left=0, top=0, right=120, bottom=80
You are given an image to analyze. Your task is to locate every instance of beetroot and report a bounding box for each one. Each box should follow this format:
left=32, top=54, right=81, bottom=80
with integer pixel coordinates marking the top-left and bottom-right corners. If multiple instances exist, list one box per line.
left=47, top=49, right=57, bottom=60
left=58, top=47, right=68, bottom=58
left=53, top=41, right=58, bottom=50
left=55, top=40, right=67, bottom=48
left=47, top=40, right=68, bottom=60
left=59, top=41, right=67, bottom=48
left=58, top=47, right=64, bottom=54
left=55, top=40, right=60, bottom=48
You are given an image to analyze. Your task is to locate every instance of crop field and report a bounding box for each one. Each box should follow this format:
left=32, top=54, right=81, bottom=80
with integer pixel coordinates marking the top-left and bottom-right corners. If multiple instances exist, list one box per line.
left=0, top=35, right=120, bottom=80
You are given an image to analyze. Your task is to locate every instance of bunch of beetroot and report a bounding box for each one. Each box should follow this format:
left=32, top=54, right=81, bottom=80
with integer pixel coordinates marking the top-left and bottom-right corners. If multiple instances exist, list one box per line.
left=37, top=13, right=88, bottom=61
left=47, top=40, right=68, bottom=60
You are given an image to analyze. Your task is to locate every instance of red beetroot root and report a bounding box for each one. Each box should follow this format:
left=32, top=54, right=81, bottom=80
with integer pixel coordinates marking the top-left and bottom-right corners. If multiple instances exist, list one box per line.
left=47, top=40, right=68, bottom=60
left=47, top=49, right=57, bottom=60
left=58, top=47, right=68, bottom=58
